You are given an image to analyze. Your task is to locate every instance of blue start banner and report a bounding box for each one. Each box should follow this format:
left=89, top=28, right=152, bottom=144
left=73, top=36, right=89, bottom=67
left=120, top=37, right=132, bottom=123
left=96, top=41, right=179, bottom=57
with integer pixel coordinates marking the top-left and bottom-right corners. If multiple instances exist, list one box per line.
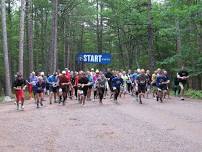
left=77, top=53, right=112, bottom=64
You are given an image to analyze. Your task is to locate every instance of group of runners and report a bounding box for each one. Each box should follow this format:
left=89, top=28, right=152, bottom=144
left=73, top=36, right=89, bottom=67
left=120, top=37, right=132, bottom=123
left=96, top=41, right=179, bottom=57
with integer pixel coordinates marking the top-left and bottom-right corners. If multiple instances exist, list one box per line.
left=13, top=66, right=189, bottom=111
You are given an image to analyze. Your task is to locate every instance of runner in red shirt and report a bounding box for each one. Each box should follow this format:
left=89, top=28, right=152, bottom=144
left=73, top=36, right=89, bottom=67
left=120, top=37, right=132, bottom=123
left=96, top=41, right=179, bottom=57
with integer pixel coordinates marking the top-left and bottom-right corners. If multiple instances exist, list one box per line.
left=59, top=71, right=70, bottom=105
left=13, top=73, right=26, bottom=110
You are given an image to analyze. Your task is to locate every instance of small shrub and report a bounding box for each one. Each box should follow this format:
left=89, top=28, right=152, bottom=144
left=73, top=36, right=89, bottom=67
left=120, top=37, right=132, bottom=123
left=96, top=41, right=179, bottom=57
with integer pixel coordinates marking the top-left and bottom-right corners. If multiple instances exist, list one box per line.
left=185, top=89, right=202, bottom=100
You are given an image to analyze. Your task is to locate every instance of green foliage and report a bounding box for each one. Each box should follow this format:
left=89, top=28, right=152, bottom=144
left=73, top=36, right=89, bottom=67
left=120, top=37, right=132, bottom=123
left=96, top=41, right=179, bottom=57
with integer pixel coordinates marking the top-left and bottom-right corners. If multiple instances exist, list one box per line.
left=185, top=89, right=202, bottom=100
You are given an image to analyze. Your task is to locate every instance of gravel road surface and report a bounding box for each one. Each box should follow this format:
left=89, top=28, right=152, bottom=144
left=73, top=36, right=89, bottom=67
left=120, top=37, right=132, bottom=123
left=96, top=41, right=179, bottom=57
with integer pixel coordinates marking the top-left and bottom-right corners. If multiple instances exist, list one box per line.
left=0, top=96, right=202, bottom=152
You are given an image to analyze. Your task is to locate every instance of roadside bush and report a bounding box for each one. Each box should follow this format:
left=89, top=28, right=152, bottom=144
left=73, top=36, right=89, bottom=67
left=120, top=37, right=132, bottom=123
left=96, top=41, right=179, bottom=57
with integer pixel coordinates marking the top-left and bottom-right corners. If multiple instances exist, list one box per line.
left=185, top=89, right=202, bottom=100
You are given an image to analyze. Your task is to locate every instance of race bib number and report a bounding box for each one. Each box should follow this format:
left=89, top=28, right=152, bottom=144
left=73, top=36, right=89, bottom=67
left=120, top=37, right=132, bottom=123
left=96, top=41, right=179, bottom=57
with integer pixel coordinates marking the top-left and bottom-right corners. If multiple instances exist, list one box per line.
left=127, top=80, right=131, bottom=83
left=38, top=87, right=42, bottom=90
left=100, top=84, right=105, bottom=88
left=53, top=83, right=58, bottom=88
left=59, top=88, right=62, bottom=93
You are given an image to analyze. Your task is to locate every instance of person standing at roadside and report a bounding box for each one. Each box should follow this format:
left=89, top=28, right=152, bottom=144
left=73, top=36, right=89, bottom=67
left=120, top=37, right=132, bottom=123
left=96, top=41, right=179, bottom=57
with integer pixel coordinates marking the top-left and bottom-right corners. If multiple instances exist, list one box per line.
left=177, top=66, right=189, bottom=100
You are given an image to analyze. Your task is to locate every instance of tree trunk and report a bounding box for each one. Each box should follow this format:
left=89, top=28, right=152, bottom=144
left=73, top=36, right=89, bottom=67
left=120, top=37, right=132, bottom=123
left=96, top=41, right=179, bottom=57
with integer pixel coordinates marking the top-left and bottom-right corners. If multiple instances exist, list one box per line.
left=99, top=1, right=103, bottom=54
left=78, top=24, right=85, bottom=70
left=67, top=43, right=71, bottom=68
left=27, top=0, right=34, bottom=72
left=18, top=0, right=26, bottom=75
left=44, top=9, right=49, bottom=72
left=63, top=19, right=67, bottom=68
left=96, top=0, right=103, bottom=53
left=117, top=27, right=125, bottom=68
left=96, top=0, right=103, bottom=69
left=63, top=17, right=71, bottom=69
left=7, top=0, right=14, bottom=84
left=176, top=18, right=181, bottom=53
left=49, top=0, right=58, bottom=73
left=96, top=0, right=99, bottom=53
left=1, top=0, right=12, bottom=96
left=147, top=0, right=155, bottom=70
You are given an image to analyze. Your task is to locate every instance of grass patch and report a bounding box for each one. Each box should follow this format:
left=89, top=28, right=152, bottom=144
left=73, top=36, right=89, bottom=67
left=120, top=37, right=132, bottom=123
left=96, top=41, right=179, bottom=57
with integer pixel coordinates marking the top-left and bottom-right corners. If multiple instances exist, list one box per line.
left=0, top=96, right=4, bottom=102
left=185, top=89, right=202, bottom=100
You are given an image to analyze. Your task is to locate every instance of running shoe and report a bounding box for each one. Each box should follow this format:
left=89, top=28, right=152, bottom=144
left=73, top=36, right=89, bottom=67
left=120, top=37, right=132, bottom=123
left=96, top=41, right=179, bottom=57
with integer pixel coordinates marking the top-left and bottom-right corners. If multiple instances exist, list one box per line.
left=21, top=105, right=24, bottom=110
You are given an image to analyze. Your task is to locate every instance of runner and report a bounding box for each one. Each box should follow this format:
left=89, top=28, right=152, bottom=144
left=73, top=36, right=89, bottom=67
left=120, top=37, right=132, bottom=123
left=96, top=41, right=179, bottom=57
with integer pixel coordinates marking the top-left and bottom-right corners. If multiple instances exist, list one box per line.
left=173, top=76, right=181, bottom=96
left=87, top=71, right=93, bottom=101
left=93, top=70, right=100, bottom=101
left=156, top=70, right=169, bottom=103
left=145, top=70, right=152, bottom=98
left=151, top=70, right=158, bottom=98
left=133, top=69, right=141, bottom=101
left=46, top=74, right=50, bottom=95
left=90, top=68, right=95, bottom=76
left=65, top=69, right=73, bottom=99
left=35, top=76, right=46, bottom=108
left=40, top=72, right=47, bottom=101
left=111, top=73, right=123, bottom=104
left=163, top=70, right=170, bottom=99
left=127, top=70, right=133, bottom=94
left=78, top=72, right=89, bottom=105
left=105, top=68, right=113, bottom=99
left=29, top=72, right=38, bottom=102
left=69, top=70, right=74, bottom=100
left=121, top=71, right=128, bottom=97
left=177, top=66, right=189, bottom=100
left=136, top=69, right=147, bottom=104
left=47, top=72, right=59, bottom=104
left=96, top=73, right=107, bottom=104
left=27, top=73, right=33, bottom=100
left=13, top=73, right=26, bottom=110
left=59, top=71, right=70, bottom=105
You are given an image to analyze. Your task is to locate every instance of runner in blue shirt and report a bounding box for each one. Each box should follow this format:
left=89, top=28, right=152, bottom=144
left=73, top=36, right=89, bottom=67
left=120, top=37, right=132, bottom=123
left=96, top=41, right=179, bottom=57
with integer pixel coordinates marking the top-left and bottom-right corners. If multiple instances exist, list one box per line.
left=47, top=73, right=59, bottom=104
left=112, top=73, right=123, bottom=104
left=156, top=70, right=169, bottom=102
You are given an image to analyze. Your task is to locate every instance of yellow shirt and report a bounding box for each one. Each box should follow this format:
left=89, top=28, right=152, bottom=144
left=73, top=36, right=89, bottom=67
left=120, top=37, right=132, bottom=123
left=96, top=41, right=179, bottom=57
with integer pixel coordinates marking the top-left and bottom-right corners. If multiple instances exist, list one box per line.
left=152, top=73, right=157, bottom=82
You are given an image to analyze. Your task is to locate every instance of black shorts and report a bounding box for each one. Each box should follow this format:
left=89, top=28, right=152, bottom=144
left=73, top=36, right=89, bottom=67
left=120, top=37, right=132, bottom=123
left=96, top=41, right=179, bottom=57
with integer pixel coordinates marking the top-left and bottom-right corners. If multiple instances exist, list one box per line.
left=62, top=86, right=69, bottom=93
left=138, top=84, right=146, bottom=93
left=151, top=82, right=156, bottom=87
left=158, top=84, right=167, bottom=91
left=83, top=89, right=88, bottom=96
left=88, top=85, right=93, bottom=89
left=36, top=90, right=43, bottom=94
left=108, top=81, right=113, bottom=92
left=79, top=88, right=88, bottom=96
left=50, top=86, right=58, bottom=93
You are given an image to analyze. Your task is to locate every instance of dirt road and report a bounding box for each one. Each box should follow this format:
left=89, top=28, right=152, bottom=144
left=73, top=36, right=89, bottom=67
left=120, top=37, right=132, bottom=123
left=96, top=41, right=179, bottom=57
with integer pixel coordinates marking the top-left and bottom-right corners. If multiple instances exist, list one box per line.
left=0, top=96, right=202, bottom=152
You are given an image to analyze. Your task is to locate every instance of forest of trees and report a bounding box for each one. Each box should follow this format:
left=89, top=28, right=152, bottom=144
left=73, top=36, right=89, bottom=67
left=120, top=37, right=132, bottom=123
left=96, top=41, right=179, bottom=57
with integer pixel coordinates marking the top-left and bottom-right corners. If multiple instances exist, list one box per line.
left=0, top=0, right=202, bottom=96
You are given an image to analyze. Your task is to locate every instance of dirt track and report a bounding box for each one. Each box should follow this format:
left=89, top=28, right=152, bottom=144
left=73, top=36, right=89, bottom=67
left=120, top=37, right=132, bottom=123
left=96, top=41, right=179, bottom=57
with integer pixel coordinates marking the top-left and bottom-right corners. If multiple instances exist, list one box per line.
left=0, top=95, right=202, bottom=152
